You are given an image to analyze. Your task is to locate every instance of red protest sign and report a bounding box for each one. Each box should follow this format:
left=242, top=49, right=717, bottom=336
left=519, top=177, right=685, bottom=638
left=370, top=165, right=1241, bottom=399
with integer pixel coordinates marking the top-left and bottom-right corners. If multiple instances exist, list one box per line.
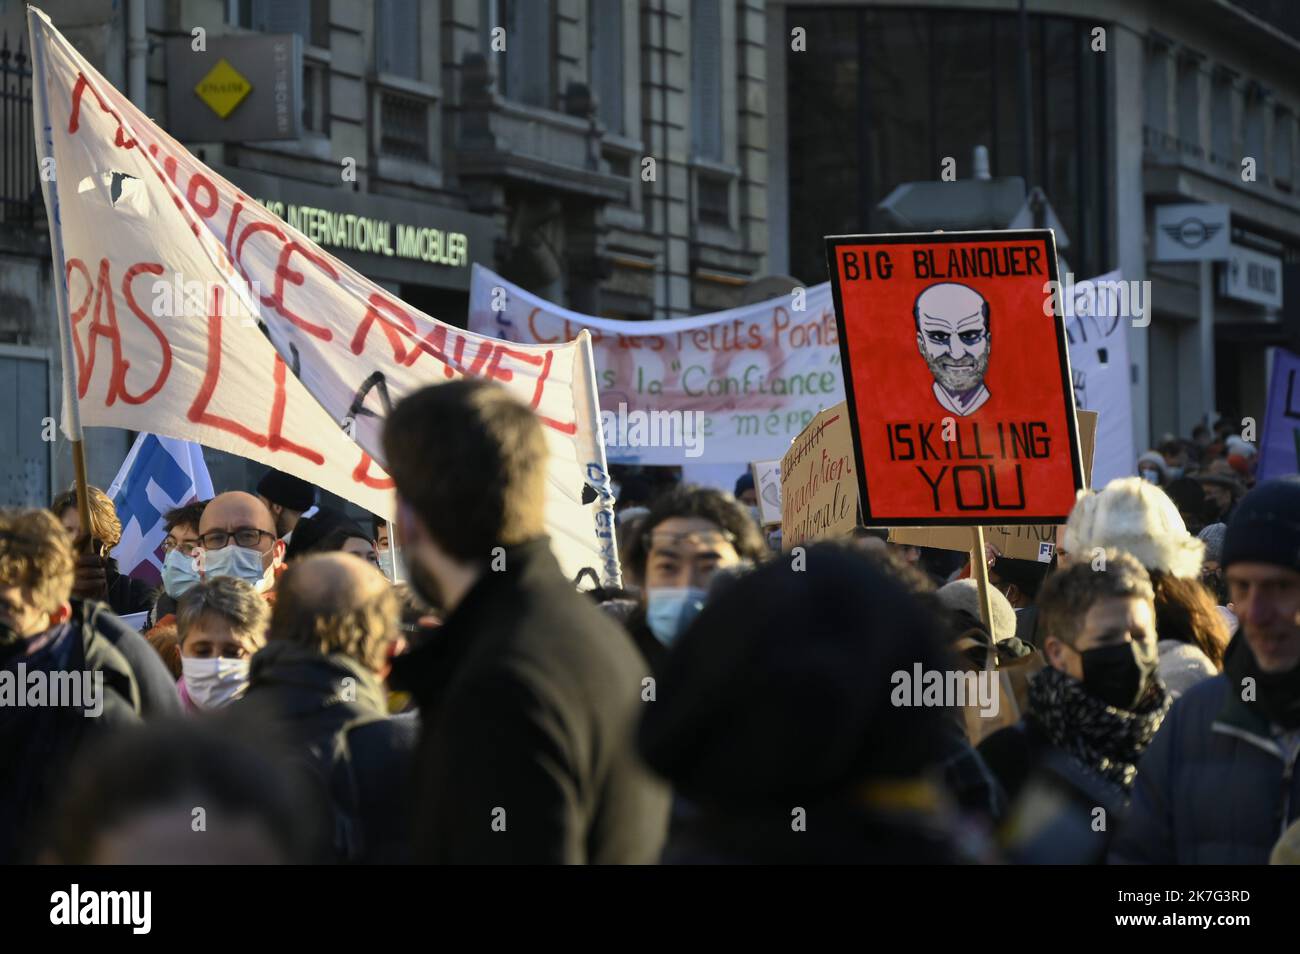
left=825, top=230, right=1083, bottom=525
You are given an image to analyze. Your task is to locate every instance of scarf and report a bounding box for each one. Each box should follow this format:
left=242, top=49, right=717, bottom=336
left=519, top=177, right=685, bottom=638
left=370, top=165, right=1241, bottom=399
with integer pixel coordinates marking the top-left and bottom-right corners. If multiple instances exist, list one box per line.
left=1223, top=632, right=1300, bottom=730
left=1028, top=665, right=1172, bottom=790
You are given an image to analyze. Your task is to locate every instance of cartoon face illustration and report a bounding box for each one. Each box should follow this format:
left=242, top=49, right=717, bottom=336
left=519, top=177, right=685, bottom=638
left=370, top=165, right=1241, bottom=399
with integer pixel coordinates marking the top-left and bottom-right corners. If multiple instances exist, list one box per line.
left=914, top=282, right=992, bottom=416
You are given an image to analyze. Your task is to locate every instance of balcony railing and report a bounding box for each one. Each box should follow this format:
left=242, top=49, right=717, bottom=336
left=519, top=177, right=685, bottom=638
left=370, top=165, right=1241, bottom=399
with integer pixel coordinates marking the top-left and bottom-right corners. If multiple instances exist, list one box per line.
left=0, top=33, right=36, bottom=228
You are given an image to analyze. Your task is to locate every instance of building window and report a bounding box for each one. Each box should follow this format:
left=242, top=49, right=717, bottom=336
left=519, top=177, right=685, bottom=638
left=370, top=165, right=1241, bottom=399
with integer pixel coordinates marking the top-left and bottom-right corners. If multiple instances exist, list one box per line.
left=1210, top=70, right=1234, bottom=167
left=787, top=9, right=1111, bottom=283
left=376, top=0, right=420, bottom=80
left=1176, top=53, right=1201, bottom=159
left=490, top=0, right=553, bottom=109
left=697, top=173, right=730, bottom=227
left=589, top=0, right=623, bottom=135
left=379, top=91, right=430, bottom=161
left=1275, top=107, right=1294, bottom=190
left=238, top=0, right=329, bottom=49
left=303, top=57, right=330, bottom=133
left=1244, top=84, right=1267, bottom=168
left=1145, top=40, right=1169, bottom=140
left=691, top=0, right=723, bottom=162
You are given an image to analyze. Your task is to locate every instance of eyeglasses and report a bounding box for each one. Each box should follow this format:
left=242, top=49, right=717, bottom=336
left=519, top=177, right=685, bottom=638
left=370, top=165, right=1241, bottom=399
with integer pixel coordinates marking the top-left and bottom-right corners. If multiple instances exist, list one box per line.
left=198, top=528, right=276, bottom=550
left=162, top=537, right=201, bottom=555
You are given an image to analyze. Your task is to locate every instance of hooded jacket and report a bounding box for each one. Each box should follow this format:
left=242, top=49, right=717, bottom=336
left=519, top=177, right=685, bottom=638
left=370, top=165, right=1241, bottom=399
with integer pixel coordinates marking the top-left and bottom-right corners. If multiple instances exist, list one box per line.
left=0, top=611, right=141, bottom=862
left=390, top=537, right=671, bottom=864
left=1110, top=673, right=1300, bottom=864
left=236, top=641, right=417, bottom=864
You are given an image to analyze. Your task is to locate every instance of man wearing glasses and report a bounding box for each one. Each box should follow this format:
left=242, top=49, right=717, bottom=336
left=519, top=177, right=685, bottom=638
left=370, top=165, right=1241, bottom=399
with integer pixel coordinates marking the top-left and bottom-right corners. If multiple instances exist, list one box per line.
left=194, top=492, right=286, bottom=594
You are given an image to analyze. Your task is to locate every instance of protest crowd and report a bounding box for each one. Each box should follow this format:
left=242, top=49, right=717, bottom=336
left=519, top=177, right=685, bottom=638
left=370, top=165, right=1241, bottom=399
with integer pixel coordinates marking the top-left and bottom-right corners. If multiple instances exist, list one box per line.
left=2, top=377, right=1298, bottom=866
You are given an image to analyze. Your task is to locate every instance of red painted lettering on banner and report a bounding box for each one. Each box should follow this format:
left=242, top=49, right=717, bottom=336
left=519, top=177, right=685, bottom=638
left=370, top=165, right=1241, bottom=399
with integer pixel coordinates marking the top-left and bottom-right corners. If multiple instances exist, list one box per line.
left=75, top=258, right=169, bottom=405
left=528, top=349, right=577, bottom=435
left=68, top=73, right=137, bottom=149
left=270, top=242, right=336, bottom=341
left=119, top=262, right=173, bottom=403
left=351, top=451, right=395, bottom=490
left=352, top=294, right=417, bottom=363
left=65, top=259, right=93, bottom=389
left=187, top=287, right=324, bottom=466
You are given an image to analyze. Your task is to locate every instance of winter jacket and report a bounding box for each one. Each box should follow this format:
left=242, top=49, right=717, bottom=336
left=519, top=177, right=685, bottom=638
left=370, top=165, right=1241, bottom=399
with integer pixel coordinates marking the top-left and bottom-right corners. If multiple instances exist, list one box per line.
left=0, top=614, right=142, bottom=861
left=390, top=537, right=671, bottom=864
left=1110, top=674, right=1300, bottom=864
left=235, top=641, right=417, bottom=864
left=1156, top=639, right=1217, bottom=699
left=75, top=599, right=181, bottom=718
left=104, top=560, right=156, bottom=617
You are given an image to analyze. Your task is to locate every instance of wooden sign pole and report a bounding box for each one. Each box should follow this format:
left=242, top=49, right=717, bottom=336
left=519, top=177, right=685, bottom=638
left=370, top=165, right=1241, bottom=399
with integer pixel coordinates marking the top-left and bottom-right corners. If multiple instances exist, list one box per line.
left=970, top=525, right=998, bottom=670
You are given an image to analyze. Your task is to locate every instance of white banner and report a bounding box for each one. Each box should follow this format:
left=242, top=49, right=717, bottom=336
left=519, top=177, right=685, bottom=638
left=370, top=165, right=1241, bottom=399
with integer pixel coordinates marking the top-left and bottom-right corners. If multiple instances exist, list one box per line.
left=1063, top=271, right=1135, bottom=488
left=468, top=265, right=845, bottom=464
left=30, top=8, right=619, bottom=587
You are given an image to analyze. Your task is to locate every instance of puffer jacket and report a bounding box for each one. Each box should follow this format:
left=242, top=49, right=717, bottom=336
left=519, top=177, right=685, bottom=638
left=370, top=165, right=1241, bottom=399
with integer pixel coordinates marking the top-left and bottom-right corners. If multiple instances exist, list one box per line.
left=1110, top=674, right=1300, bottom=864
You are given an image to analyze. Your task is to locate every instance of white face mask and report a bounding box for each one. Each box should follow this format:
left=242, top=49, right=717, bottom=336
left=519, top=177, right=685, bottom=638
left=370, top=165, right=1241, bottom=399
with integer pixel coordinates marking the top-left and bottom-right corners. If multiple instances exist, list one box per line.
left=376, top=548, right=396, bottom=582
left=181, top=656, right=251, bottom=710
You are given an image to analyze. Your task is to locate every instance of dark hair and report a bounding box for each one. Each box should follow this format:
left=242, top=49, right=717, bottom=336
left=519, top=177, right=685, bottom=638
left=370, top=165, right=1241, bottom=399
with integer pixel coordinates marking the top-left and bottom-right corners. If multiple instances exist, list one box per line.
left=46, top=721, right=317, bottom=863
left=163, top=501, right=208, bottom=534
left=634, top=485, right=767, bottom=580
left=308, top=525, right=373, bottom=556
left=1150, top=571, right=1228, bottom=669
left=1038, top=550, right=1153, bottom=648
left=990, top=556, right=1050, bottom=601
left=383, top=379, right=547, bottom=561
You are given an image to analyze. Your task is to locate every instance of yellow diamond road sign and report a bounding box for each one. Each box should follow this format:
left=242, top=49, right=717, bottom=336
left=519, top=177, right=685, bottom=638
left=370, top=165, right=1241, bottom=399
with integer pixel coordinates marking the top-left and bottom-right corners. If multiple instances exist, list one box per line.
left=195, top=58, right=252, bottom=119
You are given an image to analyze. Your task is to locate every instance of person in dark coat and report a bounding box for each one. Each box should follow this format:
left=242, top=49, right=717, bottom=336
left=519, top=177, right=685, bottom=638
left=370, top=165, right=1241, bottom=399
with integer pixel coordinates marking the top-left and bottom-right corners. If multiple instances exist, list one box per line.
left=639, top=543, right=991, bottom=864
left=0, top=507, right=142, bottom=863
left=978, top=550, right=1171, bottom=862
left=234, top=553, right=415, bottom=864
left=1111, top=478, right=1300, bottom=864
left=384, top=379, right=670, bottom=864
left=73, top=598, right=180, bottom=718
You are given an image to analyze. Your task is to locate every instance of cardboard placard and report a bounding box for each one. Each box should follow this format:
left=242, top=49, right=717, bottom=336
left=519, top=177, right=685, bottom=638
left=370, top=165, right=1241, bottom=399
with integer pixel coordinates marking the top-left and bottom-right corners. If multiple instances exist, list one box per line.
left=826, top=230, right=1084, bottom=525
left=888, top=410, right=1097, bottom=562
left=750, top=458, right=783, bottom=527
left=780, top=403, right=859, bottom=548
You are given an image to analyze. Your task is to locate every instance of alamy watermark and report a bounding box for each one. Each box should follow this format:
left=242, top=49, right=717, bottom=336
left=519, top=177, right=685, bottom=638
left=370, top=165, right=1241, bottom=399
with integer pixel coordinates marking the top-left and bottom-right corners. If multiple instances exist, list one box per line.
left=0, top=665, right=103, bottom=718
left=891, top=663, right=999, bottom=717
left=600, top=403, right=705, bottom=459
left=1044, top=272, right=1152, bottom=328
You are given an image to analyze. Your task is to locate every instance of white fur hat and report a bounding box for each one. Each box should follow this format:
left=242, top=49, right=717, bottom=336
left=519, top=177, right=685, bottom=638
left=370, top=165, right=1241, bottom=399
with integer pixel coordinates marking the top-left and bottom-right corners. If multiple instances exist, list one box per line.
left=1063, top=477, right=1205, bottom=578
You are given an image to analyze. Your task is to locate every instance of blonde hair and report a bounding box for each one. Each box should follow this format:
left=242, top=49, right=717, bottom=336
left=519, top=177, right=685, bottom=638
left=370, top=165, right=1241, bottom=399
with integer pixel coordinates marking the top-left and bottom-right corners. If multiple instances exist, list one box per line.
left=0, top=507, right=76, bottom=614
left=50, top=485, right=123, bottom=550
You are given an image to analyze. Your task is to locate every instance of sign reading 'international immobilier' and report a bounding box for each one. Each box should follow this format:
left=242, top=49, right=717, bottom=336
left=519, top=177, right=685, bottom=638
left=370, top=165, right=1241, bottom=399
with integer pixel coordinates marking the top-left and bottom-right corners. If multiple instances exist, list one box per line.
left=255, top=198, right=469, bottom=267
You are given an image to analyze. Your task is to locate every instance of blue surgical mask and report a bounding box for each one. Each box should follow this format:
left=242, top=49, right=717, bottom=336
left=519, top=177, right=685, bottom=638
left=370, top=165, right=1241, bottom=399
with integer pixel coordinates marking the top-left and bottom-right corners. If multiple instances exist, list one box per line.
left=202, top=544, right=275, bottom=592
left=161, top=548, right=201, bottom=599
left=645, top=587, right=707, bottom=647
left=1166, top=466, right=1184, bottom=480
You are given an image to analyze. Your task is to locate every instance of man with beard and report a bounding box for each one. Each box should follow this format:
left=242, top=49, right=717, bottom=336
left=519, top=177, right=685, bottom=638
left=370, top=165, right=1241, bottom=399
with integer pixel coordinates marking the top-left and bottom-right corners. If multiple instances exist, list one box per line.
left=914, top=282, right=992, bottom=416
left=1112, top=477, right=1300, bottom=863
left=384, top=379, right=670, bottom=863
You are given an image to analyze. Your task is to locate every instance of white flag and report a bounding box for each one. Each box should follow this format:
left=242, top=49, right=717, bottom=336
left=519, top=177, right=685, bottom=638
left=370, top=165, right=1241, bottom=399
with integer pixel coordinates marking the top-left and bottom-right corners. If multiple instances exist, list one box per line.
left=29, top=7, right=619, bottom=587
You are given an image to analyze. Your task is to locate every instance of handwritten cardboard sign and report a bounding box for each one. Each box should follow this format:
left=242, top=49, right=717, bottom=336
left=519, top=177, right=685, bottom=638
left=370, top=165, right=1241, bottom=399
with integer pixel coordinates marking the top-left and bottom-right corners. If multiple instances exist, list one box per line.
left=780, top=402, right=859, bottom=548
left=826, top=230, right=1084, bottom=525
left=750, top=458, right=783, bottom=527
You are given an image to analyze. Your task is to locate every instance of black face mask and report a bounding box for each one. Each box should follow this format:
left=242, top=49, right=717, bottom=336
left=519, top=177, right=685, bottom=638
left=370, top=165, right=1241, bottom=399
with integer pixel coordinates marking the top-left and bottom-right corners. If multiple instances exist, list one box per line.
left=1080, top=642, right=1158, bottom=710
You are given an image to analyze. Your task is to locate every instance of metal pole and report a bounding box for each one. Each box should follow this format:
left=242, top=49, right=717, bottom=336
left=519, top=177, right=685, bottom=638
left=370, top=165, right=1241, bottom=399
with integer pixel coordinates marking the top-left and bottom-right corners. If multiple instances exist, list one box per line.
left=1200, top=259, right=1216, bottom=430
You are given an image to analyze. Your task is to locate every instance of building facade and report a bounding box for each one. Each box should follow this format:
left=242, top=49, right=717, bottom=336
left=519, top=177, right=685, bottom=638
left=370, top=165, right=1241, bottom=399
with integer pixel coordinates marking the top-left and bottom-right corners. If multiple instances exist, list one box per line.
left=769, top=0, right=1300, bottom=457
left=0, top=0, right=771, bottom=501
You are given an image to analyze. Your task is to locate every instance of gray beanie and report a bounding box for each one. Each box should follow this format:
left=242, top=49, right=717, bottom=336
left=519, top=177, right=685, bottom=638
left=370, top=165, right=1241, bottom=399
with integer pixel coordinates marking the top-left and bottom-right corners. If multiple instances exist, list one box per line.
left=1197, top=522, right=1226, bottom=564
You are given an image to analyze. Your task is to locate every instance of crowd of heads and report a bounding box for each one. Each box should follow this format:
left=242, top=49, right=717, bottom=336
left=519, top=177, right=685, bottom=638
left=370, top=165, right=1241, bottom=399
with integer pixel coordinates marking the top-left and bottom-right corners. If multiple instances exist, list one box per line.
left=2, top=385, right=1298, bottom=865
